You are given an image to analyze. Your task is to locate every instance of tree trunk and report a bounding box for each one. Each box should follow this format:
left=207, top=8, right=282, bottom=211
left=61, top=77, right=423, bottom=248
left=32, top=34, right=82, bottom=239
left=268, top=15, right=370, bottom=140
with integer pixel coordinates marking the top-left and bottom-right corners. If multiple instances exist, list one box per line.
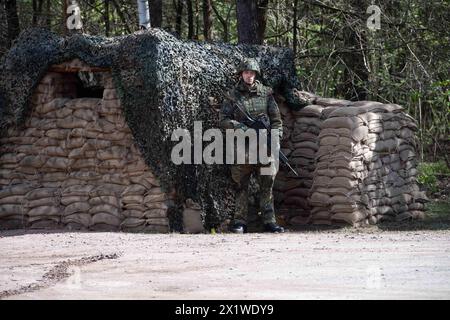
left=202, top=0, right=212, bottom=40
left=32, top=0, right=46, bottom=26
left=195, top=0, right=200, bottom=39
left=211, top=2, right=228, bottom=42
left=175, top=0, right=183, bottom=37
left=149, top=0, right=162, bottom=28
left=256, top=0, right=268, bottom=42
left=32, top=0, right=38, bottom=25
left=111, top=0, right=132, bottom=33
left=236, top=0, right=268, bottom=44
left=137, top=0, right=151, bottom=29
left=5, top=0, right=20, bottom=47
left=340, top=0, right=369, bottom=100
left=46, top=0, right=51, bottom=28
left=62, top=0, right=67, bottom=34
left=292, top=0, right=298, bottom=57
left=186, top=0, right=194, bottom=39
left=104, top=0, right=110, bottom=36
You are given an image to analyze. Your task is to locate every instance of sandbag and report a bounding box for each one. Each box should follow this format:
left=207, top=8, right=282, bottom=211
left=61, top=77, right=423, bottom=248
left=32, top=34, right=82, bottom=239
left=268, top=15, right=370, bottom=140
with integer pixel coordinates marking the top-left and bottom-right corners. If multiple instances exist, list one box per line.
left=125, top=161, right=149, bottom=172
left=56, top=116, right=88, bottom=129
left=121, top=217, right=145, bottom=228
left=329, top=177, right=358, bottom=189
left=27, top=197, right=57, bottom=208
left=70, top=158, right=97, bottom=169
left=309, top=192, right=330, bottom=206
left=295, top=105, right=324, bottom=117
left=35, top=98, right=70, bottom=114
left=315, top=97, right=351, bottom=107
left=0, top=195, right=25, bottom=205
left=146, top=217, right=169, bottom=226
left=28, top=205, right=60, bottom=217
left=144, top=208, right=168, bottom=218
left=331, top=211, right=366, bottom=224
left=89, top=196, right=120, bottom=208
left=123, top=203, right=146, bottom=211
left=66, top=137, right=85, bottom=149
left=89, top=204, right=120, bottom=215
left=0, top=204, right=24, bottom=218
left=26, top=188, right=56, bottom=200
left=144, top=193, right=167, bottom=203
left=63, top=213, right=91, bottom=227
left=61, top=195, right=89, bottom=206
left=145, top=201, right=169, bottom=210
left=45, top=157, right=70, bottom=169
left=64, top=98, right=101, bottom=110
left=73, top=108, right=95, bottom=121
left=311, top=210, right=330, bottom=220
left=90, top=184, right=124, bottom=197
left=0, top=185, right=33, bottom=199
left=42, top=146, right=68, bottom=157
left=122, top=195, right=144, bottom=204
left=0, top=153, right=24, bottom=165
left=42, top=172, right=67, bottom=182
left=122, top=184, right=147, bottom=196
left=140, top=224, right=169, bottom=233
left=98, top=159, right=125, bottom=170
left=122, top=209, right=145, bottom=218
left=19, top=155, right=47, bottom=168
left=91, top=212, right=122, bottom=226
left=62, top=185, right=94, bottom=197
left=68, top=147, right=86, bottom=159
left=322, top=117, right=363, bottom=130
left=29, top=219, right=60, bottom=229
left=97, top=174, right=127, bottom=186
left=64, top=202, right=90, bottom=216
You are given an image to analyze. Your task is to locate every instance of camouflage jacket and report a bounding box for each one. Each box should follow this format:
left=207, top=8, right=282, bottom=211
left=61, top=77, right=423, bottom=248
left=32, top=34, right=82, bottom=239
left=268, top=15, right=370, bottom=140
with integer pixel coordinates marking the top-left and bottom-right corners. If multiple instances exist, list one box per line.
left=219, top=80, right=283, bottom=138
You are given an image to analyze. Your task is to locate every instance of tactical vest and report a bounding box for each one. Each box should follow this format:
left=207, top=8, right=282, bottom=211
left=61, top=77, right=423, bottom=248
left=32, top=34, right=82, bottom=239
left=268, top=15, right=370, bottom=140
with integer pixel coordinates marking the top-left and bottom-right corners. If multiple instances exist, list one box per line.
left=231, top=80, right=272, bottom=121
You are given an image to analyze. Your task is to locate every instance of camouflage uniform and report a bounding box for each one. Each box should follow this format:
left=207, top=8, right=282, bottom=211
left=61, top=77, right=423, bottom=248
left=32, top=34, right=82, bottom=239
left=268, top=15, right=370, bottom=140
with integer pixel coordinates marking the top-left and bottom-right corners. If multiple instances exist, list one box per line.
left=220, top=61, right=283, bottom=227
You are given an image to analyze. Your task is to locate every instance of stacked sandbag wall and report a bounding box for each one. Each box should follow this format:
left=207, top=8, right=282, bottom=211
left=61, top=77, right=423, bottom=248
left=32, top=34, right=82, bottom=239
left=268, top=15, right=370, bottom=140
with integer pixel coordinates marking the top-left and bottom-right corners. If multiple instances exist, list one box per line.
left=274, top=96, right=350, bottom=225
left=0, top=69, right=172, bottom=232
left=275, top=95, right=427, bottom=227
left=310, top=101, right=427, bottom=226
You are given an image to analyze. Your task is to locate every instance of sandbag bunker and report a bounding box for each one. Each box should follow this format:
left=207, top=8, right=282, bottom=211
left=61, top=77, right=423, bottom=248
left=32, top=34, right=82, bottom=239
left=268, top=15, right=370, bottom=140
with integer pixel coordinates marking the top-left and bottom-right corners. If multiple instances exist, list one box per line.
left=0, top=59, right=172, bottom=231
left=0, top=28, right=427, bottom=232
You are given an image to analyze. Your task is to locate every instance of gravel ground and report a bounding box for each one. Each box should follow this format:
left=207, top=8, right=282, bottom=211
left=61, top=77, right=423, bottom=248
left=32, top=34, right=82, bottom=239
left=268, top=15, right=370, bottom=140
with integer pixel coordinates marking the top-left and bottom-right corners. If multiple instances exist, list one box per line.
left=1, top=228, right=449, bottom=299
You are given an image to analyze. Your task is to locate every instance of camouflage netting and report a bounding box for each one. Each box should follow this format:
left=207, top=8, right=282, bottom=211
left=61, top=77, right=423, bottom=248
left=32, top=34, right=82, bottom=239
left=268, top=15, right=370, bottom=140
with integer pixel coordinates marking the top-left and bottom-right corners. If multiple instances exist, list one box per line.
left=0, top=28, right=307, bottom=230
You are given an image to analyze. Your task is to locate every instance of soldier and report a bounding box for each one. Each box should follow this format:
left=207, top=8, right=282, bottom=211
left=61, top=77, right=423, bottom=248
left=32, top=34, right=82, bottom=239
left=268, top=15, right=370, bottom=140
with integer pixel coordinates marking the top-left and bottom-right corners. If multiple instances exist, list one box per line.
left=220, top=58, right=285, bottom=234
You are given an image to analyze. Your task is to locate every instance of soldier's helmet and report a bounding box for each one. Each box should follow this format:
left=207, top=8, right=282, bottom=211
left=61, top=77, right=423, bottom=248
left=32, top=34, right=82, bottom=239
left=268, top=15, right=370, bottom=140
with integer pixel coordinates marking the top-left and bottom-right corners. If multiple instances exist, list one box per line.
left=238, top=58, right=261, bottom=75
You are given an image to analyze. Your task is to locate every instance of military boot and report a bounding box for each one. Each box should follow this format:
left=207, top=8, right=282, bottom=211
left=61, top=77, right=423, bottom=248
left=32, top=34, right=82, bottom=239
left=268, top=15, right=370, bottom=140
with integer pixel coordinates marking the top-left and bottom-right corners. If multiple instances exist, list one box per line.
left=229, top=221, right=247, bottom=234
left=263, top=222, right=284, bottom=233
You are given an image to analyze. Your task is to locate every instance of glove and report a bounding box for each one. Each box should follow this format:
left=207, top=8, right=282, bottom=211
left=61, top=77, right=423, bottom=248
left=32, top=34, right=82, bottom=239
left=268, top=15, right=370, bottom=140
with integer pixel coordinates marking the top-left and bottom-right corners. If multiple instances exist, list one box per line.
left=236, top=123, right=249, bottom=131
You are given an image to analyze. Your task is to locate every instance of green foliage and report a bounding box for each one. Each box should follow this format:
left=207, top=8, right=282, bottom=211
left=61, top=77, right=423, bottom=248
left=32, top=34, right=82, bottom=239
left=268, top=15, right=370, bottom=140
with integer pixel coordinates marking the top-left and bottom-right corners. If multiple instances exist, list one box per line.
left=425, top=201, right=450, bottom=220
left=417, top=161, right=450, bottom=193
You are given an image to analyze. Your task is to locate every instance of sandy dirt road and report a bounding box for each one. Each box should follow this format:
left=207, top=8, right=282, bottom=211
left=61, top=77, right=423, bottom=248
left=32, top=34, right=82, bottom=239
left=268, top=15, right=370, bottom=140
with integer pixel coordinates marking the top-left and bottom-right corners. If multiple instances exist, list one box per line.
left=1, top=228, right=449, bottom=300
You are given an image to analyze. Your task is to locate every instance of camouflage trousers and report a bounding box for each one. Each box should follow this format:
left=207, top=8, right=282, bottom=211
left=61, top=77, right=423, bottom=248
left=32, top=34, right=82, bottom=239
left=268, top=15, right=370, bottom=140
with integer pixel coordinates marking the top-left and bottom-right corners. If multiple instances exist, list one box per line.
left=230, top=163, right=277, bottom=225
